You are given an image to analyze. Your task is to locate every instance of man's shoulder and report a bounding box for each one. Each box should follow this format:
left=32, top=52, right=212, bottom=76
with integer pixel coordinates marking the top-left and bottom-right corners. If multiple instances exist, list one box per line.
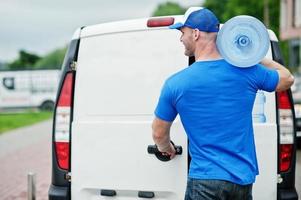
left=166, top=66, right=191, bottom=84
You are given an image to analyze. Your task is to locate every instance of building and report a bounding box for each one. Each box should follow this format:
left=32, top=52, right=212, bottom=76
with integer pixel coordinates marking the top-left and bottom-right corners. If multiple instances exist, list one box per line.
left=280, top=0, right=301, bottom=69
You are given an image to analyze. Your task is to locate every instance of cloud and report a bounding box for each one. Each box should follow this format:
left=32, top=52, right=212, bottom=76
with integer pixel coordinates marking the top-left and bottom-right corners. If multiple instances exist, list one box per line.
left=0, top=0, right=203, bottom=62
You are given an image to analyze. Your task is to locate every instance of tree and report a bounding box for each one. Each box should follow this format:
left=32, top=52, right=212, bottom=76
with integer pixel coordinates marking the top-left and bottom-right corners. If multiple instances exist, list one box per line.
left=202, top=0, right=289, bottom=65
left=204, top=0, right=279, bottom=33
left=221, top=0, right=280, bottom=35
left=8, top=50, right=41, bottom=70
left=34, top=47, right=67, bottom=69
left=203, top=0, right=229, bottom=22
left=152, top=2, right=186, bottom=17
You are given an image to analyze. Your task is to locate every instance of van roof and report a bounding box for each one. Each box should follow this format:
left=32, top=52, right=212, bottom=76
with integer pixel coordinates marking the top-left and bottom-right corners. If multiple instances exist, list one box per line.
left=74, top=15, right=278, bottom=42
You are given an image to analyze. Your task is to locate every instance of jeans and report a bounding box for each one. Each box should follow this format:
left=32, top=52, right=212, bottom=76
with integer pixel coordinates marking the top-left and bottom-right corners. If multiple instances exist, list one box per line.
left=184, top=178, right=253, bottom=200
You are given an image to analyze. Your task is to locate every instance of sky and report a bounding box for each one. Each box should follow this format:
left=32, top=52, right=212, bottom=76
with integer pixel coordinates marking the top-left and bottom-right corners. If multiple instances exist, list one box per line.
left=0, top=0, right=203, bottom=63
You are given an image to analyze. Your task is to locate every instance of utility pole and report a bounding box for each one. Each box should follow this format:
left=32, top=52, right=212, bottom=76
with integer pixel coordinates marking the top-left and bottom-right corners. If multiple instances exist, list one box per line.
left=264, top=0, right=270, bottom=27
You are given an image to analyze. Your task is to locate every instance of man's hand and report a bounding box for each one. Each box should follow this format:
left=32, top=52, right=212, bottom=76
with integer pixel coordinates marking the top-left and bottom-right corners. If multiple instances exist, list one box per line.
left=160, top=142, right=176, bottom=160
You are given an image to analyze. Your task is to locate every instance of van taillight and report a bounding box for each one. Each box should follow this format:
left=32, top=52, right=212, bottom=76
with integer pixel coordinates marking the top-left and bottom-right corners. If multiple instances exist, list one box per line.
left=277, top=91, right=294, bottom=172
left=55, top=72, right=73, bottom=170
left=147, top=17, right=175, bottom=27
left=280, top=144, right=293, bottom=172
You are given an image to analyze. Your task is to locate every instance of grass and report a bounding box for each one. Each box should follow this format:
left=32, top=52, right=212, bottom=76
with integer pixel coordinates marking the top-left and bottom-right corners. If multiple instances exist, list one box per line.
left=0, top=111, right=53, bottom=134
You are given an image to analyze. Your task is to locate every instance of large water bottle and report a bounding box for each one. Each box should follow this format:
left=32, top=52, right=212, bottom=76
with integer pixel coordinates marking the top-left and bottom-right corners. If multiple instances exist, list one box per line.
left=252, top=91, right=266, bottom=123
left=216, top=15, right=270, bottom=68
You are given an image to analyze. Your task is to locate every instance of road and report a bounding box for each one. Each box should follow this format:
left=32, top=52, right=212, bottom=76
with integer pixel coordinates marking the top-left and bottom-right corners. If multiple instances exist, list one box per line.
left=0, top=120, right=300, bottom=199
left=0, top=120, right=52, bottom=200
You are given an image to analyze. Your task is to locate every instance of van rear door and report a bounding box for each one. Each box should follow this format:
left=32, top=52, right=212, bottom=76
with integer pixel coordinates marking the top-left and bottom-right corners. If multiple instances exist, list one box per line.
left=251, top=43, right=278, bottom=199
left=71, top=26, right=188, bottom=199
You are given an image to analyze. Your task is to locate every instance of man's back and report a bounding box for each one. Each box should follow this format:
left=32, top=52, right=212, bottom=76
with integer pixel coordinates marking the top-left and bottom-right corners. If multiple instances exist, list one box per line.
left=155, top=59, right=279, bottom=184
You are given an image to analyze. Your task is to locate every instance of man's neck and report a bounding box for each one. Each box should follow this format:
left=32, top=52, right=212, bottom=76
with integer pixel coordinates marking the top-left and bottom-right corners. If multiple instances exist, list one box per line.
left=194, top=41, right=222, bottom=61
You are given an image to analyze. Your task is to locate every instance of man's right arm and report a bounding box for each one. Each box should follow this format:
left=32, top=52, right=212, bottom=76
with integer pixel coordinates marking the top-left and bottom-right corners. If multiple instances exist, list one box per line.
left=260, top=58, right=294, bottom=92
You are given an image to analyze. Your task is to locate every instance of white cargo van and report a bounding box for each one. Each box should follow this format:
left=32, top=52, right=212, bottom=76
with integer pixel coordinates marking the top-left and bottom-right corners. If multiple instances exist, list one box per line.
left=0, top=69, right=60, bottom=111
left=49, top=16, right=298, bottom=200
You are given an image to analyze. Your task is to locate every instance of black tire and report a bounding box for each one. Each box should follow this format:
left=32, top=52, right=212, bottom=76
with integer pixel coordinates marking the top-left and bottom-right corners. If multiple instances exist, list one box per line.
left=40, top=101, right=55, bottom=111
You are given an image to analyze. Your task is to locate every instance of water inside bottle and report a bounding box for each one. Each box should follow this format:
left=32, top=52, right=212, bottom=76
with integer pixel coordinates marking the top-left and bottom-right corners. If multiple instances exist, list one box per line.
left=252, top=90, right=266, bottom=123
left=216, top=15, right=270, bottom=68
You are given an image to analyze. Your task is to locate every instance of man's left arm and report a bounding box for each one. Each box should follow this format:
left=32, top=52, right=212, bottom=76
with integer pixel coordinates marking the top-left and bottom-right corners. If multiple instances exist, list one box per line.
left=152, top=117, right=176, bottom=159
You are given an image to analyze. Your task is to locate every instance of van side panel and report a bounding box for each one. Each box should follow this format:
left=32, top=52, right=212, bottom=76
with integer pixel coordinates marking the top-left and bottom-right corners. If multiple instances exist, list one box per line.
left=0, top=70, right=60, bottom=110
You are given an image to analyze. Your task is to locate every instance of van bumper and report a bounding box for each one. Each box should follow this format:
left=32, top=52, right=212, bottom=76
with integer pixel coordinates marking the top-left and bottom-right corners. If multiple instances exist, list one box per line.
left=48, top=184, right=70, bottom=200
left=278, top=188, right=298, bottom=200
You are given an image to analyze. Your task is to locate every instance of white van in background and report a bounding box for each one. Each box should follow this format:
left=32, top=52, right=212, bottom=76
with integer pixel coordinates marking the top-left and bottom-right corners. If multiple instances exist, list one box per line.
left=49, top=16, right=298, bottom=200
left=0, top=69, right=61, bottom=111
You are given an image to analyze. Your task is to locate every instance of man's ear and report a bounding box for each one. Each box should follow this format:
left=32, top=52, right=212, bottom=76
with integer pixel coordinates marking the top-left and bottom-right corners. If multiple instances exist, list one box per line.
left=193, top=29, right=200, bottom=41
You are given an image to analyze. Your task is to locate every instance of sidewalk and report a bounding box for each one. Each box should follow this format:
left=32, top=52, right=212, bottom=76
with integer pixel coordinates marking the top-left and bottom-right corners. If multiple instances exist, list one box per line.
left=0, top=120, right=52, bottom=200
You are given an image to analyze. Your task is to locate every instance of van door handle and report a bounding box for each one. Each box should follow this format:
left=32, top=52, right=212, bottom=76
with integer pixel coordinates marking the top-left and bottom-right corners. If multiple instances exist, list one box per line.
left=147, top=141, right=182, bottom=161
left=138, top=191, right=155, bottom=198
left=101, top=189, right=116, bottom=196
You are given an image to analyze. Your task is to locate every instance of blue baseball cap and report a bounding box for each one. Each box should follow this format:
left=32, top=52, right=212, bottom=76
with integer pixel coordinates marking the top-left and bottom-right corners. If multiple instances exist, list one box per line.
left=169, top=7, right=220, bottom=32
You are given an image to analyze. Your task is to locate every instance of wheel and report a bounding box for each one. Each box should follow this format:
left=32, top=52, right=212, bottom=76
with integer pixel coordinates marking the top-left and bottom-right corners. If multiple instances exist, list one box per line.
left=40, top=101, right=55, bottom=111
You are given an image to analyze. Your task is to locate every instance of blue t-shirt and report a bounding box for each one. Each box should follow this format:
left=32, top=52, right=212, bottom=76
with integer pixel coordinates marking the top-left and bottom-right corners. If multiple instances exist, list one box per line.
left=154, top=59, right=279, bottom=185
